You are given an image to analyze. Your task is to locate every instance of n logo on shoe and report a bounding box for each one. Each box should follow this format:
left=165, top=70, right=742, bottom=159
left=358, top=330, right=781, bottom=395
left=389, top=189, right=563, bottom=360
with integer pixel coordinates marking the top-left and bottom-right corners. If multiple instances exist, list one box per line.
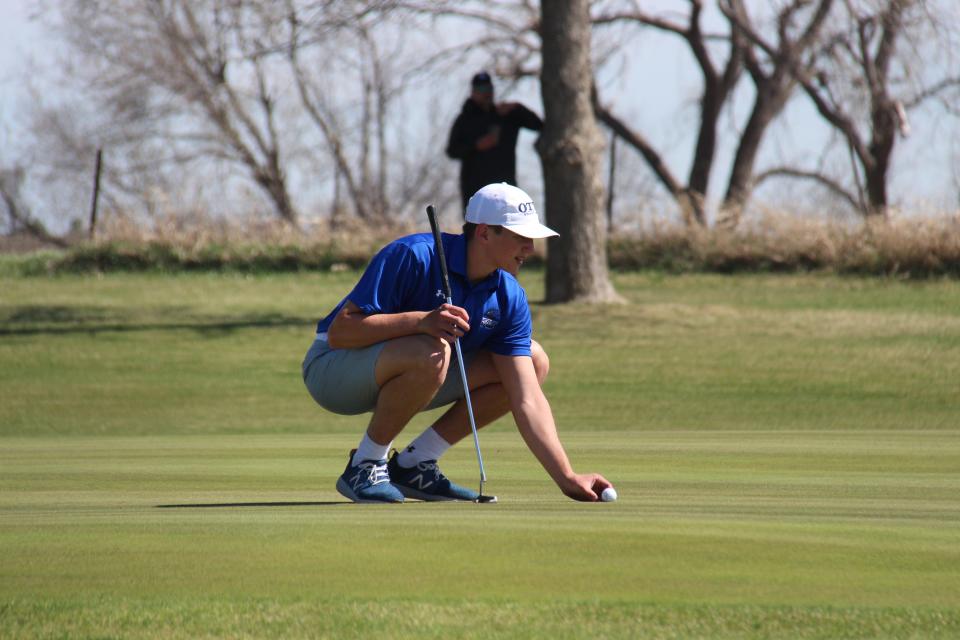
left=408, top=473, right=433, bottom=490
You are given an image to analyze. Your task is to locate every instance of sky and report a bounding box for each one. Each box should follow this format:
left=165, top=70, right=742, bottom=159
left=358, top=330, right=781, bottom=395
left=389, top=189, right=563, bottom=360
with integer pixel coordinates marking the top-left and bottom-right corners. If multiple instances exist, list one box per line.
left=1, top=0, right=957, bottom=233
left=0, top=0, right=35, bottom=129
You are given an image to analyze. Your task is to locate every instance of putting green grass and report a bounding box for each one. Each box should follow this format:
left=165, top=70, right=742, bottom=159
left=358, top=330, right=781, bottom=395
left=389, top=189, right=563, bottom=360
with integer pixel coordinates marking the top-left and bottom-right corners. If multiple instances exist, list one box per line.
left=1, top=271, right=959, bottom=638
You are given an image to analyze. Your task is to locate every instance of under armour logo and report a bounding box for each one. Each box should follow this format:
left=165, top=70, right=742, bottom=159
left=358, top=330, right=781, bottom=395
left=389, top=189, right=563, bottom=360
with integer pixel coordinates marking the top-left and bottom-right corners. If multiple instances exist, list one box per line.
left=435, top=289, right=445, bottom=299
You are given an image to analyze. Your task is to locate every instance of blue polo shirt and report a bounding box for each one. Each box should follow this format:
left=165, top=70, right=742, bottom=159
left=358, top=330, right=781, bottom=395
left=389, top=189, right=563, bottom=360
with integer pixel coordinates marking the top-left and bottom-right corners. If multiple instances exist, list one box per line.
left=315, top=233, right=533, bottom=357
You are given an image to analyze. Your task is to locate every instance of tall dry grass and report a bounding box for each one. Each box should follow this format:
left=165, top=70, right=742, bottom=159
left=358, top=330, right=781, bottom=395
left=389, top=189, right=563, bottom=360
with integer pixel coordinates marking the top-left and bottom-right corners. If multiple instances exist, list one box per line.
left=11, top=209, right=960, bottom=277
left=609, top=213, right=960, bottom=277
left=51, top=213, right=419, bottom=273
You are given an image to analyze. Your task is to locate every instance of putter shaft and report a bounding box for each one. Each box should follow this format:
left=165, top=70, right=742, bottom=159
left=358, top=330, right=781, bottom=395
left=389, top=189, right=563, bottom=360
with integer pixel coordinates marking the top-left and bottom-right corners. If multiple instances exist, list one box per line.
left=448, top=297, right=487, bottom=490
left=427, top=204, right=489, bottom=500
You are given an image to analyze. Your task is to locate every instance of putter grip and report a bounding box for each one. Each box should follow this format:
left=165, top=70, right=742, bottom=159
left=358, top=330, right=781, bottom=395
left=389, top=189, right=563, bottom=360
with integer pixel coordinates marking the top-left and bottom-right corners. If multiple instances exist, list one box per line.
left=426, top=205, right=453, bottom=299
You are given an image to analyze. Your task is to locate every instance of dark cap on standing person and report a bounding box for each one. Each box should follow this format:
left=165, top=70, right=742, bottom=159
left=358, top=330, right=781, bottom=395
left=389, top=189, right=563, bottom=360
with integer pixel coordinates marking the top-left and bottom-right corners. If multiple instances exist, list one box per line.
left=471, top=71, right=493, bottom=91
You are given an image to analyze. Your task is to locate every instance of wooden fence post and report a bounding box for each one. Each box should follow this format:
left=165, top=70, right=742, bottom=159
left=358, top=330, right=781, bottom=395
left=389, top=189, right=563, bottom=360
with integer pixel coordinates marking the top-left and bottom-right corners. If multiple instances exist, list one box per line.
left=88, top=148, right=103, bottom=240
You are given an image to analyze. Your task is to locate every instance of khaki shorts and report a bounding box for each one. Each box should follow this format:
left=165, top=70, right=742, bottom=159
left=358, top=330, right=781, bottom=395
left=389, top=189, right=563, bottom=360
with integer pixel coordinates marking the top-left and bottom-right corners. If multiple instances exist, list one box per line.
left=301, top=337, right=471, bottom=415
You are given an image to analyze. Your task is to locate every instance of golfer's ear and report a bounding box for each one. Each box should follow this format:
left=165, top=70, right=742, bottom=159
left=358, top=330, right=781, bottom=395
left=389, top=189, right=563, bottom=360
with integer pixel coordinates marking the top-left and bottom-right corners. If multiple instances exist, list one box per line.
left=475, top=224, right=491, bottom=242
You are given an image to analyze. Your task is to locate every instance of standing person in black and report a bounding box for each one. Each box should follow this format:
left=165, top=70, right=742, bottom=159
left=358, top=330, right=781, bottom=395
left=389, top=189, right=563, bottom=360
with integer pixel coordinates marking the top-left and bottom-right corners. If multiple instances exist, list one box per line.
left=446, top=72, right=544, bottom=210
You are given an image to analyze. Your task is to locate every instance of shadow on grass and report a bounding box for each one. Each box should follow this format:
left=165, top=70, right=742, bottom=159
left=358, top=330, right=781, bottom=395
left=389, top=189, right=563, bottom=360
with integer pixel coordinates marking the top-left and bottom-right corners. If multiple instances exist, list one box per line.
left=4, top=304, right=121, bottom=324
left=156, top=501, right=347, bottom=508
left=0, top=304, right=312, bottom=336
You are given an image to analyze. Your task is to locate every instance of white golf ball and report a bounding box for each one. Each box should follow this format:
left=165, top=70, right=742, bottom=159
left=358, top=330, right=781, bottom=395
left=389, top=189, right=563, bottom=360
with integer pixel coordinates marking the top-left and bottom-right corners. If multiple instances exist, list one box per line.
left=600, top=487, right=618, bottom=502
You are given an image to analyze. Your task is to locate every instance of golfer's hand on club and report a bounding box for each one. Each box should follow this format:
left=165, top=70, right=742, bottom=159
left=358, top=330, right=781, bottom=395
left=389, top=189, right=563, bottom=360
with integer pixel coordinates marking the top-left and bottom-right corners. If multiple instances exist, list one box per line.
left=419, top=303, right=470, bottom=344
left=560, top=472, right=613, bottom=502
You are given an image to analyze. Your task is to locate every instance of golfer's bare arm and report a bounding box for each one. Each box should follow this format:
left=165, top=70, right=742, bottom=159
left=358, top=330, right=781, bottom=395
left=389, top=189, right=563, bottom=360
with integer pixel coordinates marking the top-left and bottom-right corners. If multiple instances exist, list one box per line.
left=492, top=353, right=612, bottom=501
left=327, top=300, right=471, bottom=349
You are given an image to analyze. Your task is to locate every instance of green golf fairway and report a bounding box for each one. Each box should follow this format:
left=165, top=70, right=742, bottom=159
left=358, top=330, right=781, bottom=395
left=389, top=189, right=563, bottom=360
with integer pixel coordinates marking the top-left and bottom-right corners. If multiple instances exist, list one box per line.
left=1, top=271, right=959, bottom=638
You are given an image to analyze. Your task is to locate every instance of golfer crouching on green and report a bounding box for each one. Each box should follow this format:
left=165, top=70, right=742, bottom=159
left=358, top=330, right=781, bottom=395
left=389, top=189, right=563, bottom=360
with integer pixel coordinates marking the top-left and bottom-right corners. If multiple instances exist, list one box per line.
left=302, top=183, right=612, bottom=503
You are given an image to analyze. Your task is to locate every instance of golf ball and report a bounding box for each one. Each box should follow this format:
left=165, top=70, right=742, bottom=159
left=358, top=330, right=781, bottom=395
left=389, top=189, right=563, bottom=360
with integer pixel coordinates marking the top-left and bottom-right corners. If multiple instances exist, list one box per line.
left=600, top=487, right=618, bottom=502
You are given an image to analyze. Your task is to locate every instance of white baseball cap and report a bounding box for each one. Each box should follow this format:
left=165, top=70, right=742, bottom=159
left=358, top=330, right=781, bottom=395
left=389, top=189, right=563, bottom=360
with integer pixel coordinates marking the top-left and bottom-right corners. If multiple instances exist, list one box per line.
left=465, top=183, right=559, bottom=239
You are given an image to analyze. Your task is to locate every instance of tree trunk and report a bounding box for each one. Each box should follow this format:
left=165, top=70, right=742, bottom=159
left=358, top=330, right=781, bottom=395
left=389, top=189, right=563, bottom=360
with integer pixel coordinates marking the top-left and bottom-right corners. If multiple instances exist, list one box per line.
left=680, top=75, right=725, bottom=227
left=864, top=145, right=891, bottom=219
left=686, top=78, right=729, bottom=224
left=864, top=100, right=897, bottom=218
left=686, top=103, right=719, bottom=208
left=720, top=73, right=792, bottom=226
left=539, top=0, right=619, bottom=303
left=254, top=161, right=299, bottom=228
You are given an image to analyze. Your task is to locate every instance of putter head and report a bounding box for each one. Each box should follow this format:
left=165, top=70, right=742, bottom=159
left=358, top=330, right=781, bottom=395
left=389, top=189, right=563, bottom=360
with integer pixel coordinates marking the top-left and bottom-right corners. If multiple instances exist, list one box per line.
left=476, top=479, right=496, bottom=504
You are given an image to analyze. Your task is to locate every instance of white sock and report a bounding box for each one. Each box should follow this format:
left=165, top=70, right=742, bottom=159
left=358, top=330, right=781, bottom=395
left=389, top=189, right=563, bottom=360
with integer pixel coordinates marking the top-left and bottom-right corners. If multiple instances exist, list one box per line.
left=396, top=427, right=452, bottom=468
left=352, top=433, right=392, bottom=465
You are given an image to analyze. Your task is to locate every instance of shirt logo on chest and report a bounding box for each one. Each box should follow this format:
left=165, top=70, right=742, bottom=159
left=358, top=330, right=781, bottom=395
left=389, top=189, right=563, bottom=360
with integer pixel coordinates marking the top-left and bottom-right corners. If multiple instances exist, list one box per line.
left=480, top=309, right=500, bottom=330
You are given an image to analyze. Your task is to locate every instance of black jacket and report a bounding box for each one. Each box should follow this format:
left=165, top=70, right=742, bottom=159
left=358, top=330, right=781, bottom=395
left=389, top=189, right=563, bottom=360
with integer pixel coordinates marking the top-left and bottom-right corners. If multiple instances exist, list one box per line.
left=446, top=98, right=543, bottom=207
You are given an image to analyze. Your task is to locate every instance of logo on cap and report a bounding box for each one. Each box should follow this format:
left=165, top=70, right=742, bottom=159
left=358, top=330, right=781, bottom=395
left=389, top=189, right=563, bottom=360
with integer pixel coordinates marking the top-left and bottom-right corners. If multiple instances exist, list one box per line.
left=517, top=202, right=535, bottom=213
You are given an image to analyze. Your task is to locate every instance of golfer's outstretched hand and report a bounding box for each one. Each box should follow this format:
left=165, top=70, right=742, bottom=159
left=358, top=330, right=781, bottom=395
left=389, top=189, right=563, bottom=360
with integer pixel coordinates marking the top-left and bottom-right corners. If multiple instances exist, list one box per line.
left=561, top=473, right=613, bottom=502
left=419, top=303, right=470, bottom=344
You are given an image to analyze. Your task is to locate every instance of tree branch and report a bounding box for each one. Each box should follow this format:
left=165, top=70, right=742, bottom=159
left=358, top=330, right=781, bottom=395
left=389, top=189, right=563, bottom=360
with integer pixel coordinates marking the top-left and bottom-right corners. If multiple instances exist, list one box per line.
left=287, top=6, right=371, bottom=220
left=872, top=4, right=904, bottom=94
left=719, top=0, right=768, bottom=82
left=0, top=170, right=70, bottom=248
left=591, top=87, right=683, bottom=199
left=590, top=10, right=687, bottom=37
left=904, top=76, right=960, bottom=109
left=754, top=166, right=861, bottom=213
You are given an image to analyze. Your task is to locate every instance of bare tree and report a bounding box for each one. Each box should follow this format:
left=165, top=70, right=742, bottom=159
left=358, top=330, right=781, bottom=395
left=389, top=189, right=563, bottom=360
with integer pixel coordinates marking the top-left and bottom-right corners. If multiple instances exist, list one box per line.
left=22, top=0, right=455, bottom=230
left=7, top=84, right=138, bottom=238
left=591, top=0, right=745, bottom=227
left=0, top=167, right=70, bottom=247
left=284, top=3, right=429, bottom=222
left=389, top=1, right=541, bottom=77
left=287, top=6, right=379, bottom=221
left=751, top=0, right=960, bottom=218
left=539, top=0, right=619, bottom=303
left=718, top=0, right=836, bottom=227
left=47, top=1, right=299, bottom=225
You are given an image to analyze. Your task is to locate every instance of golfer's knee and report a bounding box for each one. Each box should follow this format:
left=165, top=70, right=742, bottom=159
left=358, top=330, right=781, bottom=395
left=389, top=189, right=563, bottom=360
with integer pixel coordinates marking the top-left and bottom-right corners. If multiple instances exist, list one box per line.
left=415, top=337, right=452, bottom=388
left=377, top=335, right=452, bottom=389
left=531, top=340, right=549, bottom=384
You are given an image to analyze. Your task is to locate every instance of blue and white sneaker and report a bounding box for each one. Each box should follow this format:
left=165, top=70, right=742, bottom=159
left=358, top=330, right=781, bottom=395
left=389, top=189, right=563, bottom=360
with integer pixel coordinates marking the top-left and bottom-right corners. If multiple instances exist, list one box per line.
left=387, top=451, right=480, bottom=502
left=336, top=450, right=404, bottom=503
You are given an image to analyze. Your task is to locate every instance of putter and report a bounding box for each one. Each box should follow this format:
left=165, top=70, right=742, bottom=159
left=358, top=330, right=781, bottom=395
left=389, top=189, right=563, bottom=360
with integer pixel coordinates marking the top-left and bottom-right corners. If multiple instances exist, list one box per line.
left=426, top=205, right=498, bottom=504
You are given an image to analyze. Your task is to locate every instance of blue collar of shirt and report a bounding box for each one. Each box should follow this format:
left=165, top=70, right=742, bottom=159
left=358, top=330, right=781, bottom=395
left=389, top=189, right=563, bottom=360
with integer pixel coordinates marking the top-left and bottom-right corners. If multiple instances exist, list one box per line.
left=448, top=234, right=501, bottom=294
